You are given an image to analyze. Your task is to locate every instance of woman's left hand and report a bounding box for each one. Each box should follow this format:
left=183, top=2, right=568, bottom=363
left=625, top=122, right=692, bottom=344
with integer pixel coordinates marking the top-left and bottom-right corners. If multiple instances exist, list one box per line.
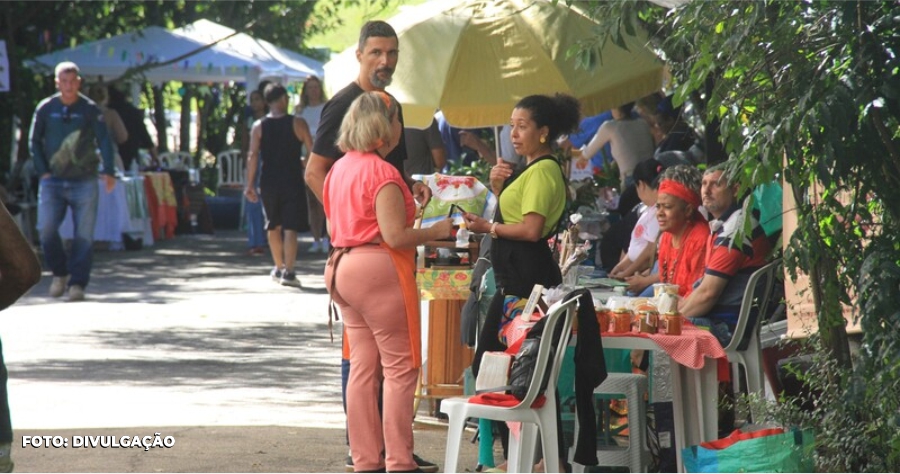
left=462, top=212, right=487, bottom=234
left=412, top=181, right=432, bottom=205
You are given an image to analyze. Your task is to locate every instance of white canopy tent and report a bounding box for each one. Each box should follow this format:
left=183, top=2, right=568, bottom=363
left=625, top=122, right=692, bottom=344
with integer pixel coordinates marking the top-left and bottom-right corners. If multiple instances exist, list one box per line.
left=173, top=19, right=324, bottom=84
left=26, top=20, right=323, bottom=93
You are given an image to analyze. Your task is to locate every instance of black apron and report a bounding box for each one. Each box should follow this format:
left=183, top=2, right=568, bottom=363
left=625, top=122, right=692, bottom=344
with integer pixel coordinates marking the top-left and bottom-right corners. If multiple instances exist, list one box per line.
left=473, top=155, right=565, bottom=377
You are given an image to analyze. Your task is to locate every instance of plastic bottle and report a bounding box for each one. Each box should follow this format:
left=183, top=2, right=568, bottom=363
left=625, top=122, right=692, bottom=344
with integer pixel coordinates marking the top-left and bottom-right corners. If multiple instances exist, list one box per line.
left=455, top=220, right=470, bottom=248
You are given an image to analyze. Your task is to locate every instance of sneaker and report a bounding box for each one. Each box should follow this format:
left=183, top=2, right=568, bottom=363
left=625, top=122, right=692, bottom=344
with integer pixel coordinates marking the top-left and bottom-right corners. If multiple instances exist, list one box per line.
left=321, top=237, right=331, bottom=254
left=345, top=455, right=354, bottom=473
left=309, top=241, right=321, bottom=253
left=68, top=285, right=85, bottom=302
left=346, top=453, right=432, bottom=472
left=0, top=443, right=13, bottom=473
left=280, top=270, right=302, bottom=288
left=271, top=267, right=283, bottom=282
left=412, top=454, right=438, bottom=473
left=49, top=276, right=69, bottom=298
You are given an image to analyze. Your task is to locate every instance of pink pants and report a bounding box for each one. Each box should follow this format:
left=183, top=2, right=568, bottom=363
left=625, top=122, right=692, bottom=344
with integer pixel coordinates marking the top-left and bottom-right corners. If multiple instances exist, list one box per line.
left=325, top=246, right=418, bottom=472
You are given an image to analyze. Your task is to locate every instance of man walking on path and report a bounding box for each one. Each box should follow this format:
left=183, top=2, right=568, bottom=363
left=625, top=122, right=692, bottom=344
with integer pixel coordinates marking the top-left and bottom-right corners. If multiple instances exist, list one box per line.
left=244, top=83, right=313, bottom=288
left=304, top=20, right=437, bottom=473
left=29, top=61, right=117, bottom=302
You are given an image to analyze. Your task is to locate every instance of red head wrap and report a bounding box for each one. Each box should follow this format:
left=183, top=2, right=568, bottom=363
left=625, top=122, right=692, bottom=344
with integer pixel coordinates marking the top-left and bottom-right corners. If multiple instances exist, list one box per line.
left=658, top=179, right=701, bottom=209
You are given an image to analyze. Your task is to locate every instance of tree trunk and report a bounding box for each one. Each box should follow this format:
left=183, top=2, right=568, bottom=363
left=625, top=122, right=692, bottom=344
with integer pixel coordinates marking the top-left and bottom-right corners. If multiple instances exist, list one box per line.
left=180, top=86, right=192, bottom=153
left=149, top=84, right=168, bottom=153
left=809, top=245, right=853, bottom=371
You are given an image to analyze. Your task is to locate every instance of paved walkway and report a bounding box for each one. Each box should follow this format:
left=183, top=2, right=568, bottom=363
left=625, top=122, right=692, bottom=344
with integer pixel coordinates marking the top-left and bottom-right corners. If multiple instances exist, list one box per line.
left=2, top=230, right=481, bottom=472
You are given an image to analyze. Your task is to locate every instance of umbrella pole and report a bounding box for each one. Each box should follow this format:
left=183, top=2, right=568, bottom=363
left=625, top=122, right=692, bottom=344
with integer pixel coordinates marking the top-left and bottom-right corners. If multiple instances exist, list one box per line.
left=494, top=127, right=501, bottom=161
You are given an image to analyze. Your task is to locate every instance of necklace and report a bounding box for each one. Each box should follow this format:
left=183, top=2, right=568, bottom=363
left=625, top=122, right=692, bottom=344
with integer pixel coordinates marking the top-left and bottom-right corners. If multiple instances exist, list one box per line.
left=661, top=227, right=688, bottom=285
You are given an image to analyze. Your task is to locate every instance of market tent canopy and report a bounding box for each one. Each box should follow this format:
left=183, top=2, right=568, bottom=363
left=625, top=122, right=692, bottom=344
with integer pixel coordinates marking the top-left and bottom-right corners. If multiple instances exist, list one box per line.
left=26, top=21, right=321, bottom=87
left=324, top=0, right=665, bottom=128
left=172, top=19, right=324, bottom=81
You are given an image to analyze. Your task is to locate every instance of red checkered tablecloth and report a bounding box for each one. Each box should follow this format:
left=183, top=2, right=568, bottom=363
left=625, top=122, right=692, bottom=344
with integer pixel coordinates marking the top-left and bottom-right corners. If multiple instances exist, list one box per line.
left=505, top=317, right=725, bottom=369
left=603, top=321, right=725, bottom=369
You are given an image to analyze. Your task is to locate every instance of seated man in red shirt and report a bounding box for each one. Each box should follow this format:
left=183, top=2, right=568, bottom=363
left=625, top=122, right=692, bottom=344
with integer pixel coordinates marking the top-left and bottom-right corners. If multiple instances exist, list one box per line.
left=677, top=165, right=774, bottom=348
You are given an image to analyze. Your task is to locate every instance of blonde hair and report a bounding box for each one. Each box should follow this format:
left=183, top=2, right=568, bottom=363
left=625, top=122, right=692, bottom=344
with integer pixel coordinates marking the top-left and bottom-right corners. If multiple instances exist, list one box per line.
left=337, top=92, right=398, bottom=153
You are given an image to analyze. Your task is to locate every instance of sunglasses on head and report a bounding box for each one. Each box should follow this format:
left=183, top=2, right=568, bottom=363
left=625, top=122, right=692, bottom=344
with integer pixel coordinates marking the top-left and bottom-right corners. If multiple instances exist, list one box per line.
left=61, top=106, right=71, bottom=123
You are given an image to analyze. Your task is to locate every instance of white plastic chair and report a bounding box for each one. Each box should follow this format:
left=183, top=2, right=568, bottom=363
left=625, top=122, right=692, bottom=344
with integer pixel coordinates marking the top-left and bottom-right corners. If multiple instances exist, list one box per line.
left=216, top=149, right=245, bottom=188
left=440, top=295, right=580, bottom=474
left=158, top=151, right=193, bottom=170
left=725, top=259, right=782, bottom=398
left=571, top=373, right=651, bottom=473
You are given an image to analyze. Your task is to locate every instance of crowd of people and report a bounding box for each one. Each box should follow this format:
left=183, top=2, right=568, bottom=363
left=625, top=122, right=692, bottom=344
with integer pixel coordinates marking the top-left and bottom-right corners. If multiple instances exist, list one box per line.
left=5, top=13, right=786, bottom=473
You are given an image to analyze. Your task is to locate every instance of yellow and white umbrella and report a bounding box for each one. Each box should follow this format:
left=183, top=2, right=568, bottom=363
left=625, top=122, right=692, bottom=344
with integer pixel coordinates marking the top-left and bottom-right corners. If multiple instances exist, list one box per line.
left=324, top=0, right=665, bottom=128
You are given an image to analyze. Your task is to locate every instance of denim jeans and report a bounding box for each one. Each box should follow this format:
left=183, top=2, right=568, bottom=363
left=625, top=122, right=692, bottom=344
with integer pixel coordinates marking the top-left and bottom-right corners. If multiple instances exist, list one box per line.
left=688, top=316, right=735, bottom=347
left=38, top=177, right=99, bottom=288
left=244, top=198, right=266, bottom=248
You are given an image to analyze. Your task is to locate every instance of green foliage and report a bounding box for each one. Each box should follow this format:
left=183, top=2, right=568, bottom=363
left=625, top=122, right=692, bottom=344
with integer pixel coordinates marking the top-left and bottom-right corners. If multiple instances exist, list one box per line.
left=446, top=158, right=491, bottom=186
left=739, top=333, right=900, bottom=472
left=578, top=1, right=900, bottom=471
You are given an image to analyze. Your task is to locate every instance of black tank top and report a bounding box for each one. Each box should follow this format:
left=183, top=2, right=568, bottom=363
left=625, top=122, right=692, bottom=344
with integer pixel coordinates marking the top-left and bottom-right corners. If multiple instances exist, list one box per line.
left=260, top=115, right=304, bottom=189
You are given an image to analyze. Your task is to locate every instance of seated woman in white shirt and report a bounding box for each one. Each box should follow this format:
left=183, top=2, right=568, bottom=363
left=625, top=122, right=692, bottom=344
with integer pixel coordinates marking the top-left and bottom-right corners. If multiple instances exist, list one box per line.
left=609, top=159, right=667, bottom=281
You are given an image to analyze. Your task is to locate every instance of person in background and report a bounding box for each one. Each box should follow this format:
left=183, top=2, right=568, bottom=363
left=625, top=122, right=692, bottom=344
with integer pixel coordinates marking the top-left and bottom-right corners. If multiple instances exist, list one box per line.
left=609, top=159, right=667, bottom=280
left=434, top=110, right=494, bottom=166
left=87, top=83, right=128, bottom=173
left=0, top=203, right=42, bottom=472
left=403, top=117, right=446, bottom=175
left=678, top=165, right=774, bottom=347
left=579, top=102, right=655, bottom=187
left=244, top=83, right=313, bottom=288
left=462, top=93, right=581, bottom=472
left=324, top=91, right=453, bottom=473
left=106, top=85, right=158, bottom=171
left=303, top=20, right=436, bottom=472
left=295, top=76, right=330, bottom=253
left=241, top=90, right=268, bottom=256
left=458, top=125, right=525, bottom=168
left=652, top=95, right=699, bottom=157
left=626, top=164, right=707, bottom=297
left=559, top=110, right=613, bottom=170
left=29, top=61, right=116, bottom=302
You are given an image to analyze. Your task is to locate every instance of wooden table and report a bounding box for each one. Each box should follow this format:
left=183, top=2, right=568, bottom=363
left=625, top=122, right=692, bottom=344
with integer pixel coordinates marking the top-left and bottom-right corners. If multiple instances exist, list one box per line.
left=416, top=265, right=474, bottom=414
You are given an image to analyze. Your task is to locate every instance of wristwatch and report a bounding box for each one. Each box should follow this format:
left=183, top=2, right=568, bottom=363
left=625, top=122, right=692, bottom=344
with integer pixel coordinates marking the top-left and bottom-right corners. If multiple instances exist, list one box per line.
left=489, top=222, right=499, bottom=239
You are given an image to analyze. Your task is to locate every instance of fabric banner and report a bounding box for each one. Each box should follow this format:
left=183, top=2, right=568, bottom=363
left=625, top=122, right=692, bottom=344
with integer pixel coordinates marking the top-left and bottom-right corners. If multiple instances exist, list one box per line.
left=413, top=173, right=496, bottom=228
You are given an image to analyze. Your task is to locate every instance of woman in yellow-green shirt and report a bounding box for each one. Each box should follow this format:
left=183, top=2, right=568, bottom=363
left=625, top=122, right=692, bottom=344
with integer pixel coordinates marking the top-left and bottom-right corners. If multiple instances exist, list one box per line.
left=462, top=93, right=580, bottom=463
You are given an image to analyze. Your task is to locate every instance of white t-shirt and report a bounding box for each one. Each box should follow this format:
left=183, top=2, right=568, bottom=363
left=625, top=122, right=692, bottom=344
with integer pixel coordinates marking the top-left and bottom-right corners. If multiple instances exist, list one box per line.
left=627, top=204, right=659, bottom=261
left=581, top=118, right=654, bottom=184
left=297, top=103, right=325, bottom=137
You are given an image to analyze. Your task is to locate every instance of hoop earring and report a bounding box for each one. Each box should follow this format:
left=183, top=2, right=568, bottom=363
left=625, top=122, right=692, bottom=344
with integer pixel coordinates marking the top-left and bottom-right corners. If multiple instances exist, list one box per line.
left=540, top=136, right=546, bottom=144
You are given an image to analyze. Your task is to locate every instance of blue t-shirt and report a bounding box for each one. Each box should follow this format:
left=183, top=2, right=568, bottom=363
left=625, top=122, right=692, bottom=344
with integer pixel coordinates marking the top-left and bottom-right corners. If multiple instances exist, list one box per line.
left=568, top=111, right=612, bottom=168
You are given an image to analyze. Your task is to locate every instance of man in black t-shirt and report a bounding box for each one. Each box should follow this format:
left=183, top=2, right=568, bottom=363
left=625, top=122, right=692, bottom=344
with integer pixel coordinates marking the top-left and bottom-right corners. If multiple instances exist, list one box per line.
left=303, top=20, right=437, bottom=473
left=305, top=23, right=430, bottom=205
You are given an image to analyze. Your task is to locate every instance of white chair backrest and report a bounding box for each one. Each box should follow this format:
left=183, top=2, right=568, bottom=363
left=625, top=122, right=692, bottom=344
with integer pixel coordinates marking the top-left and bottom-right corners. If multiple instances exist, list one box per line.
left=216, top=149, right=245, bottom=187
left=511, top=295, right=580, bottom=409
left=725, top=258, right=782, bottom=352
left=158, top=151, right=193, bottom=170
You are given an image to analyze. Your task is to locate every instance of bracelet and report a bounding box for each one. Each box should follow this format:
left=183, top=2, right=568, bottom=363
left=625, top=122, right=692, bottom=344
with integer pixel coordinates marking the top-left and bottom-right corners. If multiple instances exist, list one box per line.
left=490, top=222, right=499, bottom=239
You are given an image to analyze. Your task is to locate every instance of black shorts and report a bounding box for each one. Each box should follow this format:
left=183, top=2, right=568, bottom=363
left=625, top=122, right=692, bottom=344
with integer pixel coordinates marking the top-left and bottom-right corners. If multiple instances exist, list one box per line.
left=260, top=186, right=308, bottom=232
